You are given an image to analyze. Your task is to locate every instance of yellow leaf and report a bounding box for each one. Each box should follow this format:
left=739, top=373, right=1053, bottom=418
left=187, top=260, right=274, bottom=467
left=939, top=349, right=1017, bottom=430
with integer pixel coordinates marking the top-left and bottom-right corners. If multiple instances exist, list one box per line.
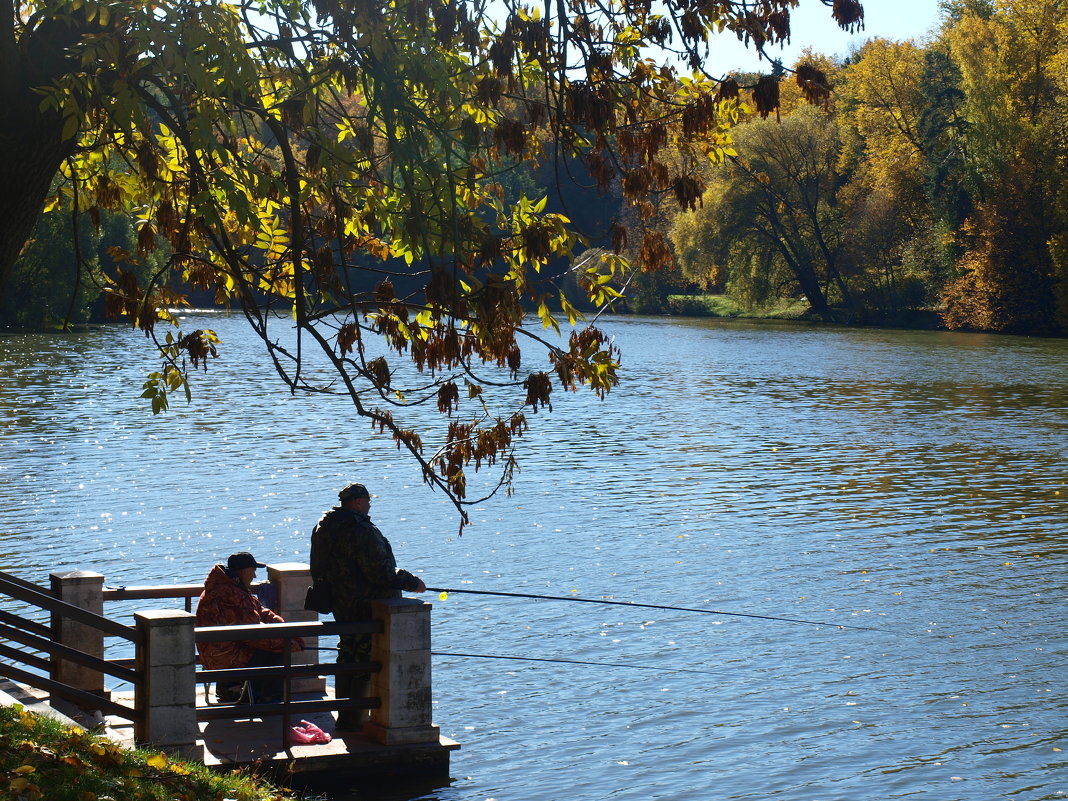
left=14, top=766, right=35, bottom=774
left=146, top=753, right=168, bottom=769
left=9, top=778, right=30, bottom=792
left=438, top=591, right=448, bottom=601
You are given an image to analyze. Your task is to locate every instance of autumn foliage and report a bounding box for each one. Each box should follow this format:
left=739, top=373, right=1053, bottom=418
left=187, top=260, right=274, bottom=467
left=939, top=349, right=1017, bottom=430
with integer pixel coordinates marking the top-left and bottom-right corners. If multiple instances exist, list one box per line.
left=664, top=0, right=1068, bottom=335
left=1, top=0, right=864, bottom=523
left=0, top=705, right=287, bottom=801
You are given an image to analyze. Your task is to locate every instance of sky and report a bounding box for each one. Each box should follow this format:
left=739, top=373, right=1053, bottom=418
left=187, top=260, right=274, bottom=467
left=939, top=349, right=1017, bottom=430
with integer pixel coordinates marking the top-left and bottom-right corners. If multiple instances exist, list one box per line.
left=705, top=0, right=945, bottom=74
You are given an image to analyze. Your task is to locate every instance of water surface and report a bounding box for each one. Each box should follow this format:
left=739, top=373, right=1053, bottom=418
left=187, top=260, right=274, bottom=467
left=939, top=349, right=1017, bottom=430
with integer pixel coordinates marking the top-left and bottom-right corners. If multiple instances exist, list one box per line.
left=1, top=314, right=1065, bottom=800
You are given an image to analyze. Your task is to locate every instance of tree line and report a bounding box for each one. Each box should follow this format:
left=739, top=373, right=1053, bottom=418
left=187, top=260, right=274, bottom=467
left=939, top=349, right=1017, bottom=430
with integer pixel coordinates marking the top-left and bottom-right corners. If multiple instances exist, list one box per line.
left=10, top=0, right=1065, bottom=340
left=643, top=0, right=1067, bottom=336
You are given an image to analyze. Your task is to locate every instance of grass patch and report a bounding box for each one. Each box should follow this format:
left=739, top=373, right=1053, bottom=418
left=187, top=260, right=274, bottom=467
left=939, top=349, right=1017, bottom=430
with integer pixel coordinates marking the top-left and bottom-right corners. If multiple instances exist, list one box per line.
left=0, top=705, right=292, bottom=801
left=665, top=294, right=810, bottom=319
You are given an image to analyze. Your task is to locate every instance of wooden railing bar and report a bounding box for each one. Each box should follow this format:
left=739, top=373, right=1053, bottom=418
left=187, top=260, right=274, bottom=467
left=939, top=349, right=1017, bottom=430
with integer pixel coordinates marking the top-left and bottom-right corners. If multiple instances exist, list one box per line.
left=194, top=619, right=379, bottom=643
left=0, top=622, right=139, bottom=685
left=0, top=643, right=50, bottom=673
left=103, top=584, right=204, bottom=601
left=0, top=571, right=52, bottom=595
left=0, top=662, right=138, bottom=722
left=0, top=608, right=51, bottom=638
left=102, top=580, right=271, bottom=602
left=0, top=574, right=135, bottom=641
left=197, top=660, right=379, bottom=683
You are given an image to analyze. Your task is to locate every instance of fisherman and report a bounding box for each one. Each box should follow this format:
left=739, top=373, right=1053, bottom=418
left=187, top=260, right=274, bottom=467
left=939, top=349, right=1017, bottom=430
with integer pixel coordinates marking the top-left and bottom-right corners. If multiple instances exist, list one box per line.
left=196, top=551, right=302, bottom=703
left=310, top=482, right=426, bottom=731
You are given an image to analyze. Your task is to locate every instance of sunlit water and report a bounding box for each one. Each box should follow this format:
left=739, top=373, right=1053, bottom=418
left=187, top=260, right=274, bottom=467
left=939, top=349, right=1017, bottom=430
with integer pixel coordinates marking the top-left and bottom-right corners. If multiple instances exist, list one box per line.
left=1, top=313, right=1065, bottom=801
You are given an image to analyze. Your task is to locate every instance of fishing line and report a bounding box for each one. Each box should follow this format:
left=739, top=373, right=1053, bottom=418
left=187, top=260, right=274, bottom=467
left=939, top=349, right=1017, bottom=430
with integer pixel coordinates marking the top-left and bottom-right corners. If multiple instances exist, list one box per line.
left=303, top=645, right=717, bottom=674
left=431, top=651, right=713, bottom=675
left=427, top=587, right=887, bottom=632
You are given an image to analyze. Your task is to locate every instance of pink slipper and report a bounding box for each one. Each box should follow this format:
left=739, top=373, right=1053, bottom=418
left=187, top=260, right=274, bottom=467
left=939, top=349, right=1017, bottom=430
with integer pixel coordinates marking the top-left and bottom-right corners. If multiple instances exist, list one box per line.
left=289, top=725, right=317, bottom=745
left=300, top=720, right=332, bottom=744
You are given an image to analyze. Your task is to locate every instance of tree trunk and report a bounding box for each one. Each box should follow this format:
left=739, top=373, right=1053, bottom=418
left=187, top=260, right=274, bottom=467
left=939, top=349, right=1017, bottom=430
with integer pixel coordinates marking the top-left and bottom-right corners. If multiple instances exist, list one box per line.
left=0, top=15, right=82, bottom=317
left=0, top=113, right=71, bottom=303
left=758, top=201, right=834, bottom=319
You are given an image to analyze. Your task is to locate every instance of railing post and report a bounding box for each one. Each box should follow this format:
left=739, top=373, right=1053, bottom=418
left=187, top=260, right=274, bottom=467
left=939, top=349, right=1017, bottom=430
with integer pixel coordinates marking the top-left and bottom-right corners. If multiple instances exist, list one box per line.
left=50, top=570, right=106, bottom=698
left=134, top=610, right=197, bottom=753
left=266, top=562, right=325, bottom=694
left=364, top=598, right=439, bottom=745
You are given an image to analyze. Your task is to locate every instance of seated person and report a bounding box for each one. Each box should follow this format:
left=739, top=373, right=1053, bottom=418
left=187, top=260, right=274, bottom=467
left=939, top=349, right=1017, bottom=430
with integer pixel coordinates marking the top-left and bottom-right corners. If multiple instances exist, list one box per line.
left=195, top=552, right=301, bottom=703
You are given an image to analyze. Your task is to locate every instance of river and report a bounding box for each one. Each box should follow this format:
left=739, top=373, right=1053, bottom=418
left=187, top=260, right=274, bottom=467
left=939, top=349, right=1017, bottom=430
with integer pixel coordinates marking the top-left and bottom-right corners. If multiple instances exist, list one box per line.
left=1, top=312, right=1065, bottom=800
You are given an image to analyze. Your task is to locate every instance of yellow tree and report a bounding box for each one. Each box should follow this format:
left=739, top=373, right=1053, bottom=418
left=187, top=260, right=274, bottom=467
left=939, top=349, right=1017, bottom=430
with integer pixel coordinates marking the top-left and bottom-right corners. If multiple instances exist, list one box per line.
left=940, top=0, right=1067, bottom=333
left=835, top=38, right=943, bottom=312
left=838, top=39, right=928, bottom=214
left=671, top=106, right=855, bottom=319
left=1052, top=4, right=1068, bottom=323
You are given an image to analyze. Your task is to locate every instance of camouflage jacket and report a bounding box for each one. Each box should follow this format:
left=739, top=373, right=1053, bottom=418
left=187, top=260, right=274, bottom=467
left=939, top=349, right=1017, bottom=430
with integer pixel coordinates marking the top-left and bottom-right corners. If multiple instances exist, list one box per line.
left=195, top=565, right=288, bottom=669
left=310, top=506, right=421, bottom=619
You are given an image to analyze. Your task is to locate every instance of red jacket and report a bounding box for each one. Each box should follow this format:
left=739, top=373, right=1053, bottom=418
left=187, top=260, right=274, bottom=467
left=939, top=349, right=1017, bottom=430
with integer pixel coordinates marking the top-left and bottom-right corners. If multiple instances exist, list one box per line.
left=195, top=565, right=288, bottom=670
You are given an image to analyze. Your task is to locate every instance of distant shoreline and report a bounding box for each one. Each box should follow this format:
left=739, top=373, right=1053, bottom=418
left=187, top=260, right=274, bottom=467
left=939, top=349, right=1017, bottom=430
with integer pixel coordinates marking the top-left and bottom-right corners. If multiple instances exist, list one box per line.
left=643, top=294, right=947, bottom=331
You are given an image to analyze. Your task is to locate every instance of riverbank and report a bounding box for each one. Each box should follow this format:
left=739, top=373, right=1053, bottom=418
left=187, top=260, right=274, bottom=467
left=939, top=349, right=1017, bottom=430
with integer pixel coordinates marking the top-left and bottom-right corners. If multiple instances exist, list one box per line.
left=0, top=294, right=974, bottom=335
left=0, top=704, right=288, bottom=801
left=661, top=293, right=946, bottom=329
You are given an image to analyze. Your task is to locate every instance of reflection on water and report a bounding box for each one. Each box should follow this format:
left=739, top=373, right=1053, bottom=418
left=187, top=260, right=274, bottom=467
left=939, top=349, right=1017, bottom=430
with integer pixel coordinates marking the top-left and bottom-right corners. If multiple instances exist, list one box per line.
left=1, top=314, right=1065, bottom=800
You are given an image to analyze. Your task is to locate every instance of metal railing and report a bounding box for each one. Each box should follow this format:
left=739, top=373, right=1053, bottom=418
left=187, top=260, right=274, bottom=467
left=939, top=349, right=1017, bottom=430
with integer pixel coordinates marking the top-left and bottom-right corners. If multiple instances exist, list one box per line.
left=106, top=578, right=390, bottom=747
left=0, top=571, right=140, bottom=723
left=0, top=567, right=436, bottom=753
left=103, top=581, right=271, bottom=612
left=193, top=619, right=383, bottom=747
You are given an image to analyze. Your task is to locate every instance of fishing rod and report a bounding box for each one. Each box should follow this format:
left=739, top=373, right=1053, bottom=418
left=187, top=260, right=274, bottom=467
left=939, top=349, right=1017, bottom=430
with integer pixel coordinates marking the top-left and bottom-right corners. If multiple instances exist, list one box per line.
left=426, top=587, right=886, bottom=632
left=305, top=645, right=717, bottom=674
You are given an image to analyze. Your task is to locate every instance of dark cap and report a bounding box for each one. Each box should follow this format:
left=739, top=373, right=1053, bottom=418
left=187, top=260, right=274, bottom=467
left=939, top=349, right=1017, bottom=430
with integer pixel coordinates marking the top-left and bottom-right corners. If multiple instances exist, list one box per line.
left=227, top=552, right=266, bottom=571
left=339, top=482, right=370, bottom=501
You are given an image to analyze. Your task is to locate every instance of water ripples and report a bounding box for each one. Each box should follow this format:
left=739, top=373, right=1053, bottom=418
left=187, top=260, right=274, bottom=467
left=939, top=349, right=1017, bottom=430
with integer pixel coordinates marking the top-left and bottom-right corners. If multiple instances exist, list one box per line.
left=1, top=315, right=1066, bottom=799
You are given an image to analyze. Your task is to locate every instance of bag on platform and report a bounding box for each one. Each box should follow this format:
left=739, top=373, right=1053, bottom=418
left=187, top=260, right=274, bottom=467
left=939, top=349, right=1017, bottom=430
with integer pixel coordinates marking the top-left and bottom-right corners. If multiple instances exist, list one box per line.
left=304, top=579, right=333, bottom=614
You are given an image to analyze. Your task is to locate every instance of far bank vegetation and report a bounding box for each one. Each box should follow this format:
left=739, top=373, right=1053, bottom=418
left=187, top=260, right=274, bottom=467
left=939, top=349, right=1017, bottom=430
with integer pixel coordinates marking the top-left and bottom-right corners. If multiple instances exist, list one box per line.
left=648, top=0, right=1068, bottom=335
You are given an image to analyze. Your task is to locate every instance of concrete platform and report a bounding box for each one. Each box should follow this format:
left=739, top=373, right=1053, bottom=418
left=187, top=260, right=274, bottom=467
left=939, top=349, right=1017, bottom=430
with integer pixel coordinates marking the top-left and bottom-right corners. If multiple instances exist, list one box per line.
left=104, top=686, right=460, bottom=787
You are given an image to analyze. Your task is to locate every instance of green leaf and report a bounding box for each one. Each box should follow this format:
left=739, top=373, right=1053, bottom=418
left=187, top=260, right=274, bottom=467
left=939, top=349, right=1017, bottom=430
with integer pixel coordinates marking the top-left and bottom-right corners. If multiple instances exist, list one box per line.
left=60, top=114, right=80, bottom=142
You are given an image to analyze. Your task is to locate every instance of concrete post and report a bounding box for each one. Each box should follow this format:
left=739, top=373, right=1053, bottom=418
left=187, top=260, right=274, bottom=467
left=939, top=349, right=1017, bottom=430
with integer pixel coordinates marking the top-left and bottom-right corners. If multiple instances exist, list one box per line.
left=364, top=598, right=439, bottom=745
left=134, top=610, right=197, bottom=751
left=266, top=562, right=325, bottom=694
left=49, top=570, right=106, bottom=697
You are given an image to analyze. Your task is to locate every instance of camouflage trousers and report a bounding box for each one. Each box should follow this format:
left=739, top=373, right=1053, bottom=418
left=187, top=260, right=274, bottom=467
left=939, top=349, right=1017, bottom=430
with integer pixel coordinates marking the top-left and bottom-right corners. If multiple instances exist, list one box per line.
left=333, top=600, right=374, bottom=729
left=334, top=631, right=371, bottom=730
left=335, top=632, right=371, bottom=700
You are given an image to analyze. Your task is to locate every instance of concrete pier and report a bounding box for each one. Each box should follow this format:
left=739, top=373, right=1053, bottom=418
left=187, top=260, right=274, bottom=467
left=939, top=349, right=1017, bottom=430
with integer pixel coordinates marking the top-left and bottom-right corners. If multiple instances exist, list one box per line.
left=105, top=685, right=459, bottom=785
left=4, top=564, right=460, bottom=785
